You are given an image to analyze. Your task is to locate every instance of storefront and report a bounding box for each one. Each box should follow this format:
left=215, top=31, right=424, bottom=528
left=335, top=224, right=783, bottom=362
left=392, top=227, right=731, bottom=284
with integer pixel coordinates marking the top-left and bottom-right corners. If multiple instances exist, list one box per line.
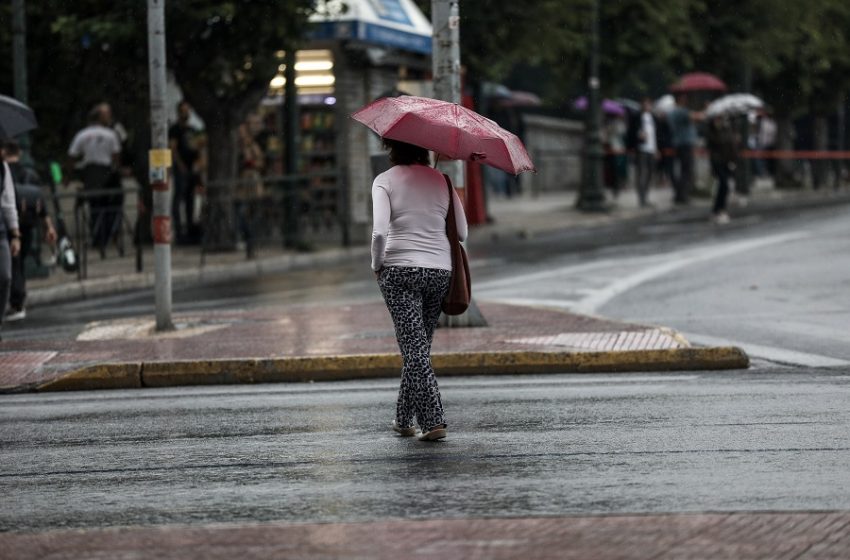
left=260, top=0, right=433, bottom=245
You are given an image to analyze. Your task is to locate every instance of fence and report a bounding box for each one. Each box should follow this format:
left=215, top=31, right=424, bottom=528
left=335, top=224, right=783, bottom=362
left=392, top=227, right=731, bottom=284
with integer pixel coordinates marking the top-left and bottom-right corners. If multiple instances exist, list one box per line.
left=52, top=186, right=143, bottom=281
left=199, top=169, right=347, bottom=263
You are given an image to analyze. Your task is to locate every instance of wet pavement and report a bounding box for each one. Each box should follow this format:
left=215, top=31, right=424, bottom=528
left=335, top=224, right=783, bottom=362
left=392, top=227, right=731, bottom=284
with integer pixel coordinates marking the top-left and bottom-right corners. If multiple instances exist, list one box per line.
left=3, top=511, right=849, bottom=559
left=2, top=369, right=849, bottom=558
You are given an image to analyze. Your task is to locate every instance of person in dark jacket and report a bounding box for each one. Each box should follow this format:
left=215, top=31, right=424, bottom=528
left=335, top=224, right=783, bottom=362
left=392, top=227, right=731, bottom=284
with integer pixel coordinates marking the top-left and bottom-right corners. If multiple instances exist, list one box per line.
left=0, top=153, right=22, bottom=339
left=706, top=115, right=740, bottom=224
left=2, top=141, right=57, bottom=320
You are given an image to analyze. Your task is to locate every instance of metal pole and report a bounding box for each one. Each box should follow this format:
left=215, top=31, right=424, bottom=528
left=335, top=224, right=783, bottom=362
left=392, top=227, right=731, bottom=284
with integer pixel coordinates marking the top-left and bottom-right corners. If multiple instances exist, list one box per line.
left=432, top=0, right=486, bottom=328
left=737, top=62, right=753, bottom=196
left=576, top=0, right=607, bottom=211
left=283, top=48, right=300, bottom=248
left=147, top=0, right=173, bottom=331
left=11, top=0, right=32, bottom=164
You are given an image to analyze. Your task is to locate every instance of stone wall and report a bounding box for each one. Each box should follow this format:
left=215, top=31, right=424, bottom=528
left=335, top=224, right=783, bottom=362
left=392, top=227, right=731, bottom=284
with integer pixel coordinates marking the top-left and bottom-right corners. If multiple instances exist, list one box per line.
left=519, top=114, right=584, bottom=194
left=334, top=49, right=398, bottom=245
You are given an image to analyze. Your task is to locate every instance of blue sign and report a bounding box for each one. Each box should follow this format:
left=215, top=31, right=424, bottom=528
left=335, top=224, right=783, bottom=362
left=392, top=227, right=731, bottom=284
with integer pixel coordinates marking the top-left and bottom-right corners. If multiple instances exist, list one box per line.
left=368, top=0, right=413, bottom=25
left=311, top=21, right=432, bottom=55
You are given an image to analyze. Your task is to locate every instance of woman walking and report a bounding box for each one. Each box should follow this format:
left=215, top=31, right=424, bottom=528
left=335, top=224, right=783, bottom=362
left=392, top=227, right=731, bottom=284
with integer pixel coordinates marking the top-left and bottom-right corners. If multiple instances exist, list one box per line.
left=371, top=139, right=468, bottom=442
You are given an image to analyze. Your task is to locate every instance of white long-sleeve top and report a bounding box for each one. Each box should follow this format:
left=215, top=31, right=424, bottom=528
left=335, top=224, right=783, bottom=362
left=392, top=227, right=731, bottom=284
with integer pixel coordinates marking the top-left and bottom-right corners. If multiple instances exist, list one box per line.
left=371, top=164, right=468, bottom=272
left=1, top=162, right=19, bottom=232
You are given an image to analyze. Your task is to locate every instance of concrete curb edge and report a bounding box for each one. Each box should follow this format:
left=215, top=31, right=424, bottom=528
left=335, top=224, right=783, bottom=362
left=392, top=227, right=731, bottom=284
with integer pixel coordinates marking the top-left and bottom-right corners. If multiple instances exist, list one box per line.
left=34, top=347, right=750, bottom=392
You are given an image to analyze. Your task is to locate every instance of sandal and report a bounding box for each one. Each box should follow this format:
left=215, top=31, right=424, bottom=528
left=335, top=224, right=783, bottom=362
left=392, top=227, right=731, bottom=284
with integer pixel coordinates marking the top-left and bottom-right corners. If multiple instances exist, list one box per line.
left=392, top=420, right=416, bottom=437
left=417, top=424, right=447, bottom=441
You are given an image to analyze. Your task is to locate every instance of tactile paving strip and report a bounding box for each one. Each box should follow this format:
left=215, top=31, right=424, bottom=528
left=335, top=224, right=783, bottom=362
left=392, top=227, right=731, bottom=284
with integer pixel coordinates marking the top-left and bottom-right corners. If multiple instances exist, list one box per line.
left=508, top=329, right=688, bottom=351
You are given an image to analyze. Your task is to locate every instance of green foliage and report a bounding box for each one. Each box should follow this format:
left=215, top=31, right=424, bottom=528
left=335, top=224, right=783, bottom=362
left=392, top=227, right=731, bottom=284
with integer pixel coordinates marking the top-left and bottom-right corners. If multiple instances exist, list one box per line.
left=1, top=1, right=316, bottom=174
left=4, top=0, right=850, bottom=164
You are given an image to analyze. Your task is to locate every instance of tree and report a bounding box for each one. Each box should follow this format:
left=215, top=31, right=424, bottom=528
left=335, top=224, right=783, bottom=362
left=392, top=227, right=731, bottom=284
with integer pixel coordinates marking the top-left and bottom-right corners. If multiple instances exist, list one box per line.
left=1, top=1, right=324, bottom=245
left=687, top=0, right=850, bottom=186
left=165, top=1, right=316, bottom=184
left=415, top=0, right=699, bottom=104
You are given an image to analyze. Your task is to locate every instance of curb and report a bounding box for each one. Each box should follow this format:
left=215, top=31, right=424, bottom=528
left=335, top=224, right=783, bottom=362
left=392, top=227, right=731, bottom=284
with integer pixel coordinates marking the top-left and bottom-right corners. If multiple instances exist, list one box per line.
left=35, top=347, right=750, bottom=392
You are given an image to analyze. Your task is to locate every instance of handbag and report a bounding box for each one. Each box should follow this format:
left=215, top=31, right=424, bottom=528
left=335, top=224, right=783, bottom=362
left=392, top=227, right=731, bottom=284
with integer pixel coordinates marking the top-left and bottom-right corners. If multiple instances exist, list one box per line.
left=441, top=173, right=471, bottom=315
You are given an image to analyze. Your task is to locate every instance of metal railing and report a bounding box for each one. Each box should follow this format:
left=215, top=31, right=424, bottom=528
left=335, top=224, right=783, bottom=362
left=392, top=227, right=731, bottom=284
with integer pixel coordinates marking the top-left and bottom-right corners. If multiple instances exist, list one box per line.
left=199, top=170, right=348, bottom=263
left=53, top=186, right=143, bottom=281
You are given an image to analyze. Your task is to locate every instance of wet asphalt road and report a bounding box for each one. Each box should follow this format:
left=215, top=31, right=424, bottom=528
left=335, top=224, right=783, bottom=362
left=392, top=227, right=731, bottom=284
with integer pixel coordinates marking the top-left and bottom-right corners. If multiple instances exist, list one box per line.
left=1, top=199, right=849, bottom=532
left=2, top=369, right=850, bottom=531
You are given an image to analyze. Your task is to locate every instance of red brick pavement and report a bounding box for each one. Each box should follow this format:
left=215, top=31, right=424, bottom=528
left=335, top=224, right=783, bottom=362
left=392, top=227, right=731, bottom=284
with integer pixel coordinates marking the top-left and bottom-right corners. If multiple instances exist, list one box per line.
left=0, top=302, right=652, bottom=391
left=2, top=512, right=849, bottom=559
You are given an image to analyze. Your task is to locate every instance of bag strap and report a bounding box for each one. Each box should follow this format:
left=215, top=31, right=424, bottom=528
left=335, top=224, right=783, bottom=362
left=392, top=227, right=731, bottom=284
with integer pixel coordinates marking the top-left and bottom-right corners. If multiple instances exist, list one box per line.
left=442, top=173, right=458, bottom=244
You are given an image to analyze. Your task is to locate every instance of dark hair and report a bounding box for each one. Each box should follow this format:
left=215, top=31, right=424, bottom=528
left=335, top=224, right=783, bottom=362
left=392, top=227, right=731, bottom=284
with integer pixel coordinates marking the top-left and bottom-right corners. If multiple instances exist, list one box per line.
left=383, top=138, right=429, bottom=166
left=3, top=140, right=21, bottom=157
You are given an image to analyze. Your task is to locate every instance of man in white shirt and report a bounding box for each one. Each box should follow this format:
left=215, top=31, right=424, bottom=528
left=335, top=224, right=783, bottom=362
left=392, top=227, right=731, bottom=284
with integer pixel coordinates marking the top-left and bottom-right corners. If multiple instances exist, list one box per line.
left=68, top=103, right=121, bottom=257
left=635, top=97, right=658, bottom=207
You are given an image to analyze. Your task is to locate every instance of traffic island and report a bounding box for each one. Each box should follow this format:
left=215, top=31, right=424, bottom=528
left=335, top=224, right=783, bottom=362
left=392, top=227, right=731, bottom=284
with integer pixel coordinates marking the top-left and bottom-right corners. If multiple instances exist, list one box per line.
left=0, top=302, right=749, bottom=393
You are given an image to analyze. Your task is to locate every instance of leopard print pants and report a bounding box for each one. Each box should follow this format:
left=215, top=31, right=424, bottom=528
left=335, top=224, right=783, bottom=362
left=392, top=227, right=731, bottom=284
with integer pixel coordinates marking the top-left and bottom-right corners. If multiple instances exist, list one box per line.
left=378, top=266, right=451, bottom=432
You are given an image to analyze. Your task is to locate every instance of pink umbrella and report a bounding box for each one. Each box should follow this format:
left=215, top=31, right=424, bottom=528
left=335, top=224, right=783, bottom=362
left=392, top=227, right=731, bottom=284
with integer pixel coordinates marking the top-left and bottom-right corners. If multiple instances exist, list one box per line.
left=670, top=72, right=728, bottom=93
left=351, top=95, right=535, bottom=175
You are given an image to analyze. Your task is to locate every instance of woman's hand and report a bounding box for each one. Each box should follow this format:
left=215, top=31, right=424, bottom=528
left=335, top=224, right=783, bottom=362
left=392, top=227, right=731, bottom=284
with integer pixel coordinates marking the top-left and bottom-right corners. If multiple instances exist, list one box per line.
left=374, top=267, right=382, bottom=280
left=10, top=237, right=20, bottom=258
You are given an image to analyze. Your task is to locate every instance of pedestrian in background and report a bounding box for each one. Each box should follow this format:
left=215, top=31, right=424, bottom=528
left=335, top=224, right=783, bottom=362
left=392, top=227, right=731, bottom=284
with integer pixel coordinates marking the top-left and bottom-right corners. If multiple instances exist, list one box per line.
left=667, top=93, right=701, bottom=204
left=633, top=97, right=659, bottom=207
left=0, top=157, right=22, bottom=340
left=2, top=141, right=57, bottom=321
left=169, top=101, right=202, bottom=244
left=68, top=103, right=121, bottom=258
left=654, top=109, right=675, bottom=189
left=756, top=111, right=777, bottom=178
left=603, top=114, right=628, bottom=199
left=706, top=115, right=739, bottom=225
left=371, top=138, right=467, bottom=442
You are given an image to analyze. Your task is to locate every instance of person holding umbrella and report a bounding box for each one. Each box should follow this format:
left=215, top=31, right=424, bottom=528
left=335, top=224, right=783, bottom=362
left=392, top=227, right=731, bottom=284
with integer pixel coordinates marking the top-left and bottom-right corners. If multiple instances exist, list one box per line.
left=353, top=95, right=534, bottom=442
left=0, top=94, right=33, bottom=338
left=706, top=115, right=739, bottom=224
left=2, top=140, right=57, bottom=321
left=370, top=138, right=467, bottom=442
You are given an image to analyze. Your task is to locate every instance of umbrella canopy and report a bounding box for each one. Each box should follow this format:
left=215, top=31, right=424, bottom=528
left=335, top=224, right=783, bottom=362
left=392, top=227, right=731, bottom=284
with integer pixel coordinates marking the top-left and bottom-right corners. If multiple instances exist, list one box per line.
left=493, top=90, right=543, bottom=108
left=351, top=95, right=535, bottom=175
left=573, top=96, right=626, bottom=116
left=614, top=97, right=642, bottom=113
left=705, top=93, right=764, bottom=117
left=670, top=72, right=728, bottom=93
left=653, top=94, right=676, bottom=114
left=0, top=94, right=38, bottom=139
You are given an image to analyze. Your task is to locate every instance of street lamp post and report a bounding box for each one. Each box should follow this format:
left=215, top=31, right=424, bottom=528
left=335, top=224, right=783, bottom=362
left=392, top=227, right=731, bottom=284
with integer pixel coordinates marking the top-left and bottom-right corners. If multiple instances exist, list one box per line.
left=11, top=0, right=32, bottom=164
left=147, top=0, right=174, bottom=331
left=432, top=0, right=487, bottom=328
left=576, top=0, right=607, bottom=212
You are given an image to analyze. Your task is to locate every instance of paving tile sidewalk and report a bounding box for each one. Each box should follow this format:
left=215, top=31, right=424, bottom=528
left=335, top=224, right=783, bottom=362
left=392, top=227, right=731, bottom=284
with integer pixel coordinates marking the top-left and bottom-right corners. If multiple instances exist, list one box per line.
left=0, top=301, right=746, bottom=393
left=3, top=511, right=848, bottom=559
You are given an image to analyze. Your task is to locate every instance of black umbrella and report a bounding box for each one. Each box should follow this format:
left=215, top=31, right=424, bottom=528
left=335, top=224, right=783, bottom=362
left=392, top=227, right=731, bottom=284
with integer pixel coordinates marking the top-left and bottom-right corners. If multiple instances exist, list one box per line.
left=0, top=94, right=38, bottom=139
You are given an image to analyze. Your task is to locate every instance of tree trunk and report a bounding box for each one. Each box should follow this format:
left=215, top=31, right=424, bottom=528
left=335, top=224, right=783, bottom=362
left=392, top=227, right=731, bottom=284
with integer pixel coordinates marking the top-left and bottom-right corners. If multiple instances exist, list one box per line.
left=775, top=115, right=799, bottom=188
left=201, top=117, right=239, bottom=250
